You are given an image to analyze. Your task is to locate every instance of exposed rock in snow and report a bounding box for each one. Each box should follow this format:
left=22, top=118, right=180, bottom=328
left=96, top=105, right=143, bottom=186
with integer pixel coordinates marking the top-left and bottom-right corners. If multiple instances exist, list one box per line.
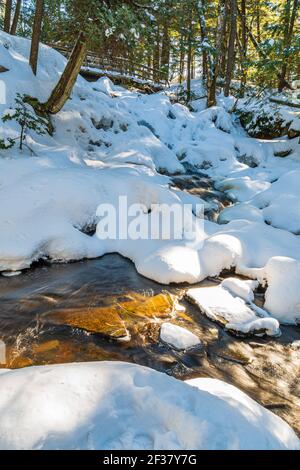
left=186, top=285, right=280, bottom=336
left=160, top=322, right=201, bottom=350
left=0, top=362, right=299, bottom=450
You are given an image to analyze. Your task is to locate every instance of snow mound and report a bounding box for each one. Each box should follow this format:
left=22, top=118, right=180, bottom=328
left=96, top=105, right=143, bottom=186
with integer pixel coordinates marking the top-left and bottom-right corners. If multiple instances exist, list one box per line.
left=160, top=322, right=201, bottom=350
left=0, top=362, right=298, bottom=450
left=252, top=170, right=300, bottom=234
left=261, top=257, right=300, bottom=325
left=221, top=277, right=259, bottom=303
left=186, top=284, right=280, bottom=336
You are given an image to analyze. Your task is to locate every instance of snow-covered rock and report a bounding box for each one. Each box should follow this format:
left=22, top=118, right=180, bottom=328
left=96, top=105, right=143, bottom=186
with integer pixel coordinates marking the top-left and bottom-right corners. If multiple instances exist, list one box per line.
left=160, top=322, right=201, bottom=350
left=218, top=203, right=264, bottom=224
left=221, top=277, right=259, bottom=303
left=186, top=285, right=280, bottom=336
left=0, top=362, right=298, bottom=450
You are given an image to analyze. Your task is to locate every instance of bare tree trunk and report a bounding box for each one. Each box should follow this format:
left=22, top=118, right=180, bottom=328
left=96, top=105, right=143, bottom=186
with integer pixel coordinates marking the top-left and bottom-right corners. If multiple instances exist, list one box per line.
left=207, top=0, right=226, bottom=107
left=278, top=0, right=299, bottom=92
left=10, top=0, right=21, bottom=35
left=4, top=0, right=12, bottom=33
left=220, top=0, right=229, bottom=78
left=179, top=35, right=185, bottom=83
left=186, top=22, right=193, bottom=102
left=153, top=26, right=160, bottom=82
left=240, top=0, right=247, bottom=95
left=29, top=0, right=44, bottom=75
left=161, top=21, right=170, bottom=82
left=256, top=0, right=261, bottom=43
left=224, top=0, right=237, bottom=96
left=43, top=31, right=87, bottom=114
left=198, top=0, right=208, bottom=82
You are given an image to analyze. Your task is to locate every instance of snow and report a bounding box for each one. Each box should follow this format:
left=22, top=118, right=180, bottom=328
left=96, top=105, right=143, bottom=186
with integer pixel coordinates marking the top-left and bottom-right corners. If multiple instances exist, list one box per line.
left=186, top=285, right=280, bottom=337
left=160, top=322, right=201, bottom=350
left=251, top=170, right=300, bottom=234
left=260, top=257, right=300, bottom=325
left=1, top=33, right=300, bottom=324
left=218, top=203, right=265, bottom=224
left=0, top=361, right=298, bottom=450
left=221, top=277, right=259, bottom=303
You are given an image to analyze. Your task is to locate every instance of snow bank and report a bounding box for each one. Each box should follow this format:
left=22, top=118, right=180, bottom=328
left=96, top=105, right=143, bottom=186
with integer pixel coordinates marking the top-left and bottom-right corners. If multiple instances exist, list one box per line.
left=0, top=362, right=298, bottom=450
left=252, top=170, right=300, bottom=234
left=261, top=257, right=300, bottom=325
left=160, top=322, right=201, bottom=350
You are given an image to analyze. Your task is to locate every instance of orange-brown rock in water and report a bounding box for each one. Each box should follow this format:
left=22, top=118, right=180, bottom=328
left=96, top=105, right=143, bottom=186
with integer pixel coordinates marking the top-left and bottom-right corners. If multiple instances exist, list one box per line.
left=43, top=293, right=176, bottom=339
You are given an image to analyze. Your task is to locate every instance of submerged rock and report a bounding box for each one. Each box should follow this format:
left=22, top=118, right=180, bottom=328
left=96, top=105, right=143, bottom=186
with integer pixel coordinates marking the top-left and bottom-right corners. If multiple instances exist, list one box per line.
left=43, top=293, right=176, bottom=340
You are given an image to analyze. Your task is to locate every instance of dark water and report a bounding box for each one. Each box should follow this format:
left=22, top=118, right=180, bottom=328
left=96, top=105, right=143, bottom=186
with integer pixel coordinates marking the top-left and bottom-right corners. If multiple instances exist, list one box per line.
left=0, top=254, right=209, bottom=375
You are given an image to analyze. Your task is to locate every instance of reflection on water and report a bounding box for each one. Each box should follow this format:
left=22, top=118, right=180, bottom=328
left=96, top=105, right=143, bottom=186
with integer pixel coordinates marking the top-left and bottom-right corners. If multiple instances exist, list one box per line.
left=1, top=254, right=300, bottom=435
left=0, top=255, right=207, bottom=375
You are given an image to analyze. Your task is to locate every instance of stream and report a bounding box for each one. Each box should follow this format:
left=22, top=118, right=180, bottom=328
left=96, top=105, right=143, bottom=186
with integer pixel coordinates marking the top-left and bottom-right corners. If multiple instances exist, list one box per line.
left=0, top=171, right=299, bottom=435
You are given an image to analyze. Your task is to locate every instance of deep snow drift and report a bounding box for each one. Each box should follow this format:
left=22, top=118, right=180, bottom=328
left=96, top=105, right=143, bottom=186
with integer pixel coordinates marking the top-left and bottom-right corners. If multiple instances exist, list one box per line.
left=1, top=30, right=300, bottom=328
left=0, top=361, right=299, bottom=450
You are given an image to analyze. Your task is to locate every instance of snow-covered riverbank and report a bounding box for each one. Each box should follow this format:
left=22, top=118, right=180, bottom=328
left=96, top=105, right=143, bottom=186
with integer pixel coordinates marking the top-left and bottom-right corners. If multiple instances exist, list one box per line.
left=0, top=361, right=299, bottom=450
left=1, top=31, right=300, bottom=449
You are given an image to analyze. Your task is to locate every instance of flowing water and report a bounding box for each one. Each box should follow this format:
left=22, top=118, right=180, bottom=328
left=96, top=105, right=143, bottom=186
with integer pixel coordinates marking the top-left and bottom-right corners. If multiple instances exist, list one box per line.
left=0, top=172, right=299, bottom=435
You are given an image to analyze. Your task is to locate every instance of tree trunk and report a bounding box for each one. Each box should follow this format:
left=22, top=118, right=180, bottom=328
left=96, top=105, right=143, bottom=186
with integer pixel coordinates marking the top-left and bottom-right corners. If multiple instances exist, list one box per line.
left=207, top=0, right=226, bottom=107
left=4, top=0, right=12, bottom=33
left=153, top=27, right=160, bottom=82
left=198, top=0, right=208, bottom=82
left=256, top=0, right=261, bottom=43
left=10, top=0, right=21, bottom=35
left=179, top=35, right=185, bottom=84
left=220, top=0, right=229, bottom=78
left=224, top=0, right=237, bottom=97
left=43, top=31, right=87, bottom=114
left=161, top=22, right=170, bottom=82
left=240, top=0, right=247, bottom=96
left=278, top=0, right=299, bottom=92
left=29, top=0, right=44, bottom=75
left=186, top=11, right=193, bottom=102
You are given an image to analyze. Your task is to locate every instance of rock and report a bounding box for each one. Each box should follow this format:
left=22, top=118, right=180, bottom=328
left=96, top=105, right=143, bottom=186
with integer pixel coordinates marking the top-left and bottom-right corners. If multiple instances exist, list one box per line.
left=160, top=322, right=201, bottom=350
left=10, top=357, right=33, bottom=369
left=0, top=65, right=9, bottom=73
left=274, top=149, right=293, bottom=158
left=33, top=340, right=60, bottom=354
left=45, top=306, right=129, bottom=340
left=44, top=293, right=176, bottom=340
left=237, top=108, right=289, bottom=139
left=288, top=127, right=300, bottom=139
